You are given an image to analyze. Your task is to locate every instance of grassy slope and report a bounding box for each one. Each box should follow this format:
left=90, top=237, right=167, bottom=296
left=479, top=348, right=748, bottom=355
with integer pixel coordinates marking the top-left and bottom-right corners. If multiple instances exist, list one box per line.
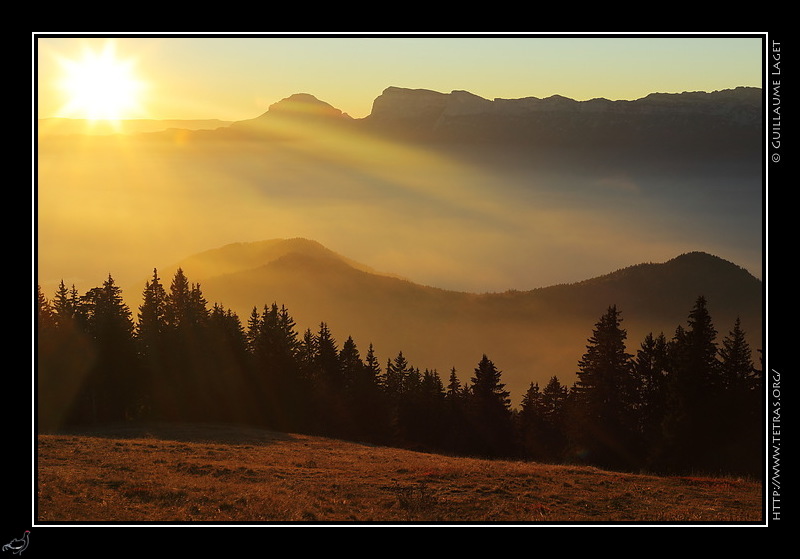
left=36, top=423, right=763, bottom=524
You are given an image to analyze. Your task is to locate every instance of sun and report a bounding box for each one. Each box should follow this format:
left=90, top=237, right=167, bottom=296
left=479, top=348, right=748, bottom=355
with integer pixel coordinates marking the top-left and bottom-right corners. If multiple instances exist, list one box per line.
left=56, top=41, right=147, bottom=122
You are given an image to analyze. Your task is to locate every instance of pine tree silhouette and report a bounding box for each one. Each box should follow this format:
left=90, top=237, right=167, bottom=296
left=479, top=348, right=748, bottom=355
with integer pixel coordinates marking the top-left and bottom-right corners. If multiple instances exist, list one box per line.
left=466, top=355, right=514, bottom=457
left=662, top=296, right=721, bottom=473
left=632, top=332, right=670, bottom=468
left=572, top=305, right=638, bottom=469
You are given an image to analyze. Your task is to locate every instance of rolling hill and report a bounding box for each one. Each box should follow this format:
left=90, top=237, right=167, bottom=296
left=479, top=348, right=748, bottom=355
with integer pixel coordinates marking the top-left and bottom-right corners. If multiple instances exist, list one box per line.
left=37, top=86, right=764, bottom=405
left=152, top=238, right=763, bottom=405
left=37, top=86, right=763, bottom=298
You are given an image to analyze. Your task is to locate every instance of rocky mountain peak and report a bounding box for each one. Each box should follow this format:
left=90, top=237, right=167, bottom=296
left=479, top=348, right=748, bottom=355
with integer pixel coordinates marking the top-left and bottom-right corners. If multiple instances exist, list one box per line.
left=369, top=87, right=449, bottom=120
left=361, top=85, right=762, bottom=149
left=265, top=93, right=351, bottom=120
left=366, top=85, right=761, bottom=122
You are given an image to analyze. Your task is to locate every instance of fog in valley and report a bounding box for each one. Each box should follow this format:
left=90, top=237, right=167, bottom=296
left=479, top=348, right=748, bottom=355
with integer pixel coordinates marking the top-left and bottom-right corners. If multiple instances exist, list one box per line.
left=36, top=88, right=763, bottom=402
left=36, top=107, right=761, bottom=297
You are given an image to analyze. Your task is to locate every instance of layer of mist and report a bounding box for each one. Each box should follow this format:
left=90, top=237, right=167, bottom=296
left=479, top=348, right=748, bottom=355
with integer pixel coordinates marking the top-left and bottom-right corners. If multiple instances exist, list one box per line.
left=36, top=87, right=764, bottom=401
left=36, top=88, right=762, bottom=295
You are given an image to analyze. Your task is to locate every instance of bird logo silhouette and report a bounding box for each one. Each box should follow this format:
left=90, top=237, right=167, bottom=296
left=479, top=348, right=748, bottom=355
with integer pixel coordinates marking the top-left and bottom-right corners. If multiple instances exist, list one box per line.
left=2, top=531, right=29, bottom=555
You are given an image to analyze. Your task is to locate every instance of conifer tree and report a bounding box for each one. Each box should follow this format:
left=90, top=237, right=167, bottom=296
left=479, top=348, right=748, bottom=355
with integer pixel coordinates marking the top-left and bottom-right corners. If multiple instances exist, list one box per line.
left=37, top=285, right=58, bottom=430
left=306, top=322, right=342, bottom=435
left=52, top=280, right=80, bottom=327
left=353, top=342, right=389, bottom=443
left=245, top=303, right=304, bottom=429
left=718, top=317, right=757, bottom=392
left=204, top=303, right=250, bottom=423
left=335, top=336, right=365, bottom=437
left=339, top=336, right=364, bottom=392
left=405, top=366, right=422, bottom=396
left=421, top=369, right=445, bottom=400
left=136, top=269, right=169, bottom=419
left=37, top=282, right=95, bottom=430
left=277, top=305, right=300, bottom=360
left=37, top=284, right=56, bottom=330
left=364, top=344, right=382, bottom=387
left=75, top=275, right=140, bottom=423
left=518, top=381, right=546, bottom=459
left=161, top=268, right=213, bottom=421
left=717, top=317, right=762, bottom=474
left=315, top=322, right=340, bottom=382
left=633, top=332, right=670, bottom=465
left=297, top=328, right=317, bottom=382
left=684, top=296, right=720, bottom=390
left=466, top=355, right=515, bottom=457
left=541, top=376, right=568, bottom=421
left=273, top=304, right=304, bottom=429
left=164, top=268, right=191, bottom=329
left=384, top=351, right=410, bottom=401
left=246, top=307, right=262, bottom=354
left=662, top=296, right=722, bottom=473
left=540, top=375, right=569, bottom=459
left=446, top=367, right=463, bottom=399
left=518, top=376, right=568, bottom=462
left=137, top=270, right=168, bottom=349
left=470, top=355, right=511, bottom=411
left=188, top=283, right=210, bottom=328
left=441, top=367, right=470, bottom=455
left=410, top=368, right=447, bottom=449
left=382, top=351, right=411, bottom=444
left=572, top=305, right=639, bottom=469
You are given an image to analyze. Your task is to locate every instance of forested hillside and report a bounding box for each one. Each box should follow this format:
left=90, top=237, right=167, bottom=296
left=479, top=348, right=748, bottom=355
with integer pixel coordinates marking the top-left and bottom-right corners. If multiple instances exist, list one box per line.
left=36, top=263, right=763, bottom=476
left=147, top=240, right=762, bottom=408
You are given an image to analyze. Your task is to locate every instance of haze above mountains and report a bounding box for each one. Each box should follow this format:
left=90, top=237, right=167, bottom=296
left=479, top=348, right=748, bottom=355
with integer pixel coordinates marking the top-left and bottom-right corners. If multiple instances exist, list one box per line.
left=156, top=237, right=763, bottom=404
left=37, top=85, right=762, bottom=293
left=37, top=84, right=764, bottom=400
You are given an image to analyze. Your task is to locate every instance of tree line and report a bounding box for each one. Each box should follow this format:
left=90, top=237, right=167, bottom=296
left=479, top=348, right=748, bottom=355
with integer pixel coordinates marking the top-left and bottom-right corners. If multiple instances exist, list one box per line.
left=35, top=268, right=763, bottom=475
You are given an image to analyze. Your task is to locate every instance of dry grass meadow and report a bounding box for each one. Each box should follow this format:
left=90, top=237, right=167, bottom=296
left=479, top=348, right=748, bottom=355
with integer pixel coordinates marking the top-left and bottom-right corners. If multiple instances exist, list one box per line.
left=36, top=423, right=764, bottom=525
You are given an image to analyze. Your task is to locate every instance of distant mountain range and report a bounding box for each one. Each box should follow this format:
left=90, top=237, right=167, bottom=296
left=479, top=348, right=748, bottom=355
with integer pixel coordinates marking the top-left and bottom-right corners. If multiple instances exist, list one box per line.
left=38, top=84, right=762, bottom=187
left=38, top=86, right=762, bottom=155
left=38, top=85, right=765, bottom=403
left=362, top=86, right=762, bottom=154
left=37, top=118, right=233, bottom=136
left=153, top=238, right=763, bottom=405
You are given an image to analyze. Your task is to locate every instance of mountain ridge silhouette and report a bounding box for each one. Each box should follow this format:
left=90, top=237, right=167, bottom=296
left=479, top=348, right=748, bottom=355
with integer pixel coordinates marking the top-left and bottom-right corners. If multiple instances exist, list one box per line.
left=150, top=238, right=762, bottom=404
left=38, top=85, right=762, bottom=145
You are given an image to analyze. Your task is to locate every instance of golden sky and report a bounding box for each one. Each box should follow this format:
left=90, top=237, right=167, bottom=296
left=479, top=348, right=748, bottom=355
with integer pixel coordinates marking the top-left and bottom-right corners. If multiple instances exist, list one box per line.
left=33, top=32, right=766, bottom=411
left=35, top=33, right=764, bottom=122
left=34, top=33, right=765, bottom=299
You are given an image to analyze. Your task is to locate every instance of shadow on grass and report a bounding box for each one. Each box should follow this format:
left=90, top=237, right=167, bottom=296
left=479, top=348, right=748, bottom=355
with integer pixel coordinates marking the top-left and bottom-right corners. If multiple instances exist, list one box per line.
left=54, top=421, right=298, bottom=447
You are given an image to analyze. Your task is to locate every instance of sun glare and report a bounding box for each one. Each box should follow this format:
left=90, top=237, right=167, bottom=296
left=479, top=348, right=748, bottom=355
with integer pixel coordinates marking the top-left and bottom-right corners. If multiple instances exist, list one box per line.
left=56, top=41, right=146, bottom=122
